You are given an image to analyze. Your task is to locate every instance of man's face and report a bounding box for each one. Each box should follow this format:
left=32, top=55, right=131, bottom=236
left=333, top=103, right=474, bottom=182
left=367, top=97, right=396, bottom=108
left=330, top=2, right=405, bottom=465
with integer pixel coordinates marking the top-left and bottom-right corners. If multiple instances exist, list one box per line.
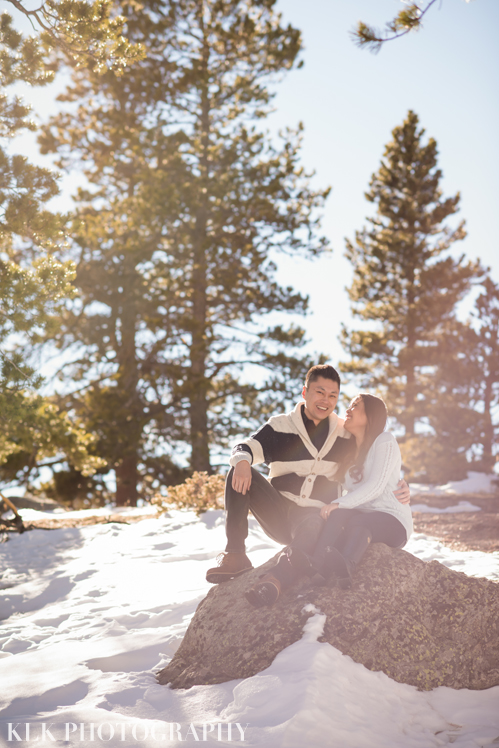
left=302, top=376, right=340, bottom=425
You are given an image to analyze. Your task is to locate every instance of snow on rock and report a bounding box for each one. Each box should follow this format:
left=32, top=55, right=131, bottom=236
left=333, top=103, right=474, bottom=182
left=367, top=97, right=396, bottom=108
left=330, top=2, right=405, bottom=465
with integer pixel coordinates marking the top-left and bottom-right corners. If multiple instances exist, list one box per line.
left=0, top=509, right=498, bottom=747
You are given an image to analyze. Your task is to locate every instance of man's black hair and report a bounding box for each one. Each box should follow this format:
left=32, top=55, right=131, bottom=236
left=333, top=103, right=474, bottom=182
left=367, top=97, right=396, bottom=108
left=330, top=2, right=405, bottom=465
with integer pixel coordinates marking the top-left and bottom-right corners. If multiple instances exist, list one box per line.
left=304, top=364, right=341, bottom=388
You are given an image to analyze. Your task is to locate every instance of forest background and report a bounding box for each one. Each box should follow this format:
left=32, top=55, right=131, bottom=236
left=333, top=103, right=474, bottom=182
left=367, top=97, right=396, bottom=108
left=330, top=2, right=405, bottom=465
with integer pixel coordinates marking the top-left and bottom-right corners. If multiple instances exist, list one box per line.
left=1, top=0, right=498, bottom=509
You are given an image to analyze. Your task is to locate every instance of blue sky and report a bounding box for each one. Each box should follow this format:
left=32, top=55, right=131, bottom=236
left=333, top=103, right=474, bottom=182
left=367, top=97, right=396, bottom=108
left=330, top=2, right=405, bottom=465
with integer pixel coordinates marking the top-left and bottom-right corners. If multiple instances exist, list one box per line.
left=268, top=0, right=499, bottom=364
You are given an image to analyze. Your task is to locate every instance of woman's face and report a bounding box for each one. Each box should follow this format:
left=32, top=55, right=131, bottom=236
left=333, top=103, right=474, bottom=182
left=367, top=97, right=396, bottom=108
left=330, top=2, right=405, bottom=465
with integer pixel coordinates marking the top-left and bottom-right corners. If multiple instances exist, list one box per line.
left=344, top=397, right=368, bottom=434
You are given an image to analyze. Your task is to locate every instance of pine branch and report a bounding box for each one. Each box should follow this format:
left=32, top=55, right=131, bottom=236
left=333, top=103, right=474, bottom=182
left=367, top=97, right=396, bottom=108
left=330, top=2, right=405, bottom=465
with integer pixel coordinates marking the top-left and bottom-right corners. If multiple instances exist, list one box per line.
left=4, top=0, right=145, bottom=73
left=352, top=0, right=441, bottom=53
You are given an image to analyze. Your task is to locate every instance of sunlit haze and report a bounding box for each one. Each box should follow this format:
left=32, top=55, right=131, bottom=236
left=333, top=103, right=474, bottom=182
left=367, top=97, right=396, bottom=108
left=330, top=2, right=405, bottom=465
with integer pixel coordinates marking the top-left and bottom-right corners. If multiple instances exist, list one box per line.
left=9, top=0, right=499, bottom=374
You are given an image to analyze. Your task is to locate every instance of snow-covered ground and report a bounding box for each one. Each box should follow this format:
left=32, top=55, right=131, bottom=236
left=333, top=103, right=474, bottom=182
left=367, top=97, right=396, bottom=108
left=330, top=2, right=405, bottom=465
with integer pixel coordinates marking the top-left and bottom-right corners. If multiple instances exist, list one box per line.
left=410, top=471, right=498, bottom=498
left=410, top=471, right=498, bottom=514
left=1, top=487, right=499, bottom=747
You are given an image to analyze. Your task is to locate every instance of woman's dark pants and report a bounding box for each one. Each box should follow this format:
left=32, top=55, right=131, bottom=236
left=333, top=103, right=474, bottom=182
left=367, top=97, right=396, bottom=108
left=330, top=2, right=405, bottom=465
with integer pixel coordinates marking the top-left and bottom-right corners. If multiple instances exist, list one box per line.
left=310, top=507, right=408, bottom=583
left=274, top=507, right=407, bottom=590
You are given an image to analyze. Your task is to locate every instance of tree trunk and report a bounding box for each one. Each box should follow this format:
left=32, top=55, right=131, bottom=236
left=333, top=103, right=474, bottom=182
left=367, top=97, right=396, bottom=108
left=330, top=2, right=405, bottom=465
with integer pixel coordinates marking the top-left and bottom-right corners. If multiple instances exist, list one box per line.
left=404, top=261, right=417, bottom=438
left=115, top=241, right=141, bottom=504
left=481, top=375, right=495, bottom=473
left=404, top=363, right=416, bottom=438
left=189, top=10, right=211, bottom=473
left=115, top=453, right=139, bottom=506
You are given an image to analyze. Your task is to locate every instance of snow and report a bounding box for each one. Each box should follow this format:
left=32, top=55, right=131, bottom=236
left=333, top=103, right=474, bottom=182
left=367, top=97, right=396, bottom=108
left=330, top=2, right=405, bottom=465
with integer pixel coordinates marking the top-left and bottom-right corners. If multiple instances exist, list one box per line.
left=10, top=504, right=159, bottom=523
left=1, top=497, right=499, bottom=747
left=410, top=471, right=498, bottom=498
left=410, top=501, right=482, bottom=514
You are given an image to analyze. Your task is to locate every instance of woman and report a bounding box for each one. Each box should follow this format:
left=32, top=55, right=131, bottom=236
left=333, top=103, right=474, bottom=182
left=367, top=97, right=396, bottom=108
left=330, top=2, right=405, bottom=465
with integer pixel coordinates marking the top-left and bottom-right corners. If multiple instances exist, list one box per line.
left=245, top=393, right=412, bottom=605
left=304, top=392, right=413, bottom=588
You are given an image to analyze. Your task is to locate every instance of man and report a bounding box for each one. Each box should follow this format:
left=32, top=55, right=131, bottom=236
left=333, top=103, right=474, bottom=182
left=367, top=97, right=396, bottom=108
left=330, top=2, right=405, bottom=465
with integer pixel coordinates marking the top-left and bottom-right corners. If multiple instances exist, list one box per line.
left=206, top=364, right=410, bottom=590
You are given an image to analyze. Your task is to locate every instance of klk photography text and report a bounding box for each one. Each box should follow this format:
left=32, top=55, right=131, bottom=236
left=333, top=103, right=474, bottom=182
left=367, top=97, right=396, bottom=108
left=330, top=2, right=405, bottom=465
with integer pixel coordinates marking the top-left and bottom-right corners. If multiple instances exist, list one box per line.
left=5, top=722, right=249, bottom=743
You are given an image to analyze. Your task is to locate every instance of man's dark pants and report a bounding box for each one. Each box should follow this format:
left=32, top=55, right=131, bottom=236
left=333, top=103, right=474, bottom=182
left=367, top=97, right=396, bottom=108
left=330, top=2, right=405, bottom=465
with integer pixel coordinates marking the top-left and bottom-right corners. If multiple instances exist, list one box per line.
left=225, top=466, right=335, bottom=560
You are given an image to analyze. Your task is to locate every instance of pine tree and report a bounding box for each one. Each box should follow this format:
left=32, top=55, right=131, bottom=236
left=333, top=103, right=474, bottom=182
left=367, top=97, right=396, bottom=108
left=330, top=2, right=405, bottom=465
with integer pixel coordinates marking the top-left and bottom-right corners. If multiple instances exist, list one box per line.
left=403, top=317, right=482, bottom=482
left=40, top=0, right=329, bottom=503
left=0, top=3, right=138, bottom=491
left=341, top=111, right=481, bottom=474
left=1, top=13, right=63, bottom=251
left=469, top=275, right=499, bottom=472
left=409, top=274, right=499, bottom=481
left=0, top=252, right=108, bottom=487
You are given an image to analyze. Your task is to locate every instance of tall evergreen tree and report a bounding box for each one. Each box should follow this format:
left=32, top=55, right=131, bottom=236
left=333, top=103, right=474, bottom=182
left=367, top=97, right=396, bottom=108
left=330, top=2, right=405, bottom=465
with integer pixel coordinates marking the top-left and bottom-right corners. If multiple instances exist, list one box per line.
left=0, top=256, right=107, bottom=487
left=0, top=10, right=118, bottom=490
left=341, top=111, right=481, bottom=464
left=40, top=0, right=329, bottom=503
left=404, top=317, right=482, bottom=481
left=469, top=274, right=499, bottom=472
left=0, top=0, right=156, bottom=498
left=409, top=273, right=499, bottom=481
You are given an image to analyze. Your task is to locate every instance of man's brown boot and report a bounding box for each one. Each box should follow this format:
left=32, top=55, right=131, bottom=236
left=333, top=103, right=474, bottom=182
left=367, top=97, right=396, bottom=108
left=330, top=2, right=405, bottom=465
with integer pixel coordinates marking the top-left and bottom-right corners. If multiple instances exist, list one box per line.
left=206, top=552, right=253, bottom=584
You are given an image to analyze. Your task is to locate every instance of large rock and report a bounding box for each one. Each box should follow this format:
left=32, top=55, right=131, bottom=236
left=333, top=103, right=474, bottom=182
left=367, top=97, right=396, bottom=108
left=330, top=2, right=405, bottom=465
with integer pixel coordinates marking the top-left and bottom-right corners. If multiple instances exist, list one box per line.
left=158, top=544, right=499, bottom=691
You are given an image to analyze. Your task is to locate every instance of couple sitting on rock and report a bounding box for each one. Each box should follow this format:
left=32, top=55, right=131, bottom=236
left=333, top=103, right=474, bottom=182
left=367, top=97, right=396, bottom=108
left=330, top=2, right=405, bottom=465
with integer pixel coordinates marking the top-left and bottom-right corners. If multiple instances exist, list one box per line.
left=206, top=364, right=413, bottom=606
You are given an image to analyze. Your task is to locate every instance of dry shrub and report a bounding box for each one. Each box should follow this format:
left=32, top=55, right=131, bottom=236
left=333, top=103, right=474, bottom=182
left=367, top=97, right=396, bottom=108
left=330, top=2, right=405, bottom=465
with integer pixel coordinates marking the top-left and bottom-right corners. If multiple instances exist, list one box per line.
left=152, top=471, right=225, bottom=515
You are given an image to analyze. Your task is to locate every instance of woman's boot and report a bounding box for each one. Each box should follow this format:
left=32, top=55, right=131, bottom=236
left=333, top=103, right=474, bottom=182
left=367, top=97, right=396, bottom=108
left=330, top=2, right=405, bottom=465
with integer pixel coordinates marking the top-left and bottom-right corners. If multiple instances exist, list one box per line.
left=245, top=573, right=281, bottom=607
left=245, top=550, right=293, bottom=607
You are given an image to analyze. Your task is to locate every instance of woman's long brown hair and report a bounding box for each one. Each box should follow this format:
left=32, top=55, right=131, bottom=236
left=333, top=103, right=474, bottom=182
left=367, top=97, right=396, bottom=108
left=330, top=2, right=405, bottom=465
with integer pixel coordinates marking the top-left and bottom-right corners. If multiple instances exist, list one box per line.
left=342, top=394, right=388, bottom=484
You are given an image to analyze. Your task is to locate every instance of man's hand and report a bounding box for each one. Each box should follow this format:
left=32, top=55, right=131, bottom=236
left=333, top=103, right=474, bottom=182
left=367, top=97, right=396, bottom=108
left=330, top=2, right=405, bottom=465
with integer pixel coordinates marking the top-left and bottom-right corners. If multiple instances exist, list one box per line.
left=232, top=460, right=252, bottom=495
left=320, top=502, right=339, bottom=520
left=394, top=478, right=411, bottom=505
